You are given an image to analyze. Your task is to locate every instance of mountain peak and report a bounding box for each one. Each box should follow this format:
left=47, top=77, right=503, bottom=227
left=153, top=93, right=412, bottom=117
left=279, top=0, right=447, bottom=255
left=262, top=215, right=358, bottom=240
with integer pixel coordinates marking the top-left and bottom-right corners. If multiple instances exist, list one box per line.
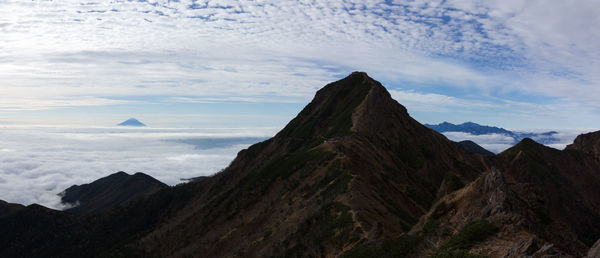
left=498, top=137, right=556, bottom=162
left=504, top=137, right=543, bottom=152
left=275, top=72, right=401, bottom=150
left=117, top=118, right=146, bottom=127
left=455, top=140, right=494, bottom=156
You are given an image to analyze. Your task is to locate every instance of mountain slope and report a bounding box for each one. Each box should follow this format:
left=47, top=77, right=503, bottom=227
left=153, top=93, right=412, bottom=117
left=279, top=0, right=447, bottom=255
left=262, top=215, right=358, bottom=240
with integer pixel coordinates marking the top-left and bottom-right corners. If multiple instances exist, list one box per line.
left=497, top=138, right=600, bottom=252
left=383, top=137, right=600, bottom=257
left=0, top=200, right=24, bottom=219
left=121, top=71, right=486, bottom=257
left=60, top=171, right=168, bottom=214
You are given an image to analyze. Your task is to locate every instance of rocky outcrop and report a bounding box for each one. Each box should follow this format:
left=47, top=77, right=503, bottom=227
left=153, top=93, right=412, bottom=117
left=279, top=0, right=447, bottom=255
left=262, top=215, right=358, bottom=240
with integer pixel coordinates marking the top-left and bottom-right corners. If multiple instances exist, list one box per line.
left=587, top=238, right=600, bottom=258
left=392, top=136, right=600, bottom=257
left=566, top=131, right=600, bottom=159
left=405, top=167, right=576, bottom=257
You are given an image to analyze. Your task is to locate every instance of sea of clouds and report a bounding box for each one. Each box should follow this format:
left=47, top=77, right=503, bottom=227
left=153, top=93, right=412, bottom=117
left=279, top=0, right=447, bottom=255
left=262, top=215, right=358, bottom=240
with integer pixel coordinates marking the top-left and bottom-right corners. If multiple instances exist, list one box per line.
left=0, top=125, right=274, bottom=209
left=1, top=125, right=593, bottom=210
left=441, top=129, right=592, bottom=154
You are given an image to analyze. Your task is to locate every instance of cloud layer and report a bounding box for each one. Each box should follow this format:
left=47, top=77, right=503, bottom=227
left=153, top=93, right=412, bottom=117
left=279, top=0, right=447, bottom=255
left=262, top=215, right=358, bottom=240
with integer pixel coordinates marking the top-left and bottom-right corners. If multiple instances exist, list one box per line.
left=442, top=129, right=589, bottom=154
left=0, top=126, right=274, bottom=209
left=0, top=124, right=589, bottom=209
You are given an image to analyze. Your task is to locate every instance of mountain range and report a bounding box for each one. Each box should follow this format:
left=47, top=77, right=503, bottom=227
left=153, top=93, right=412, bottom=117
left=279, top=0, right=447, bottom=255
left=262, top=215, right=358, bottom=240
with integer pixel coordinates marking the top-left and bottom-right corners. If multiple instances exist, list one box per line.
left=425, top=121, right=560, bottom=145
left=1, top=72, right=599, bottom=257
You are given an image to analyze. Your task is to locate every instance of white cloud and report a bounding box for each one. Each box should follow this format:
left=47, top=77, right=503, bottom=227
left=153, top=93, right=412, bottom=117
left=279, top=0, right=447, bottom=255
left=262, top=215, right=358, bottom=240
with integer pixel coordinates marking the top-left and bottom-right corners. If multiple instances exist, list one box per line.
left=389, top=89, right=499, bottom=112
left=441, top=129, right=590, bottom=154
left=0, top=0, right=597, bottom=120
left=0, top=97, right=133, bottom=111
left=0, top=126, right=273, bottom=209
left=442, top=132, right=515, bottom=153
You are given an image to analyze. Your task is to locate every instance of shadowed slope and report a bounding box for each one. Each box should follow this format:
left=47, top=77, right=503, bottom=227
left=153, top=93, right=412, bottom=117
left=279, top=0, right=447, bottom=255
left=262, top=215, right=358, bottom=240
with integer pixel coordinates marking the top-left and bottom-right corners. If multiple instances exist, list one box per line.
left=397, top=137, right=600, bottom=257
left=60, top=171, right=168, bottom=214
left=0, top=200, right=24, bottom=219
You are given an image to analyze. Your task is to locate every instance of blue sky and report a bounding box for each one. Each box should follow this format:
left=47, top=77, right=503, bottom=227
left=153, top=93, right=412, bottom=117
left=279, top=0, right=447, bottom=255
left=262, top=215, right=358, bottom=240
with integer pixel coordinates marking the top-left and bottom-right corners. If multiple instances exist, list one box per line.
left=1, top=0, right=599, bottom=129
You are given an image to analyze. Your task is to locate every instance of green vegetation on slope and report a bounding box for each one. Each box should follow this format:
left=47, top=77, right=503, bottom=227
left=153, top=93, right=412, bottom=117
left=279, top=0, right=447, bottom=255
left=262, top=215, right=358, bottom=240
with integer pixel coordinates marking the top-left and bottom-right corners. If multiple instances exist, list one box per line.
left=280, top=202, right=359, bottom=257
left=432, top=220, right=498, bottom=257
left=302, top=159, right=352, bottom=199
left=342, top=214, right=497, bottom=258
left=432, top=249, right=487, bottom=258
left=443, top=172, right=465, bottom=193
left=422, top=201, right=449, bottom=235
left=341, top=202, right=450, bottom=258
left=241, top=148, right=336, bottom=195
left=340, top=234, right=420, bottom=258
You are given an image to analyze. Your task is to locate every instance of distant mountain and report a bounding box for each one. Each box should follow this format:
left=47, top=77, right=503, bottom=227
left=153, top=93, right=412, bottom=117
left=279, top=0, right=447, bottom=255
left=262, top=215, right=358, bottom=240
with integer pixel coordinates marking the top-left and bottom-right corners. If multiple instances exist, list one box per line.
left=59, top=171, right=167, bottom=214
left=426, top=121, right=513, bottom=135
left=425, top=121, right=559, bottom=144
left=454, top=140, right=494, bottom=156
left=1, top=72, right=599, bottom=257
left=117, top=118, right=146, bottom=127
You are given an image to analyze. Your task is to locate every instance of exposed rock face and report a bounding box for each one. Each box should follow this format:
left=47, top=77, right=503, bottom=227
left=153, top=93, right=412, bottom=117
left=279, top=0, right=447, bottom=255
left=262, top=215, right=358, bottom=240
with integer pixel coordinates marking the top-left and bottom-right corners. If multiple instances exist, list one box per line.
left=402, top=137, right=600, bottom=257
left=60, top=171, right=168, bottom=214
left=566, top=131, right=600, bottom=158
left=587, top=238, right=600, bottom=258
left=498, top=139, right=600, bottom=255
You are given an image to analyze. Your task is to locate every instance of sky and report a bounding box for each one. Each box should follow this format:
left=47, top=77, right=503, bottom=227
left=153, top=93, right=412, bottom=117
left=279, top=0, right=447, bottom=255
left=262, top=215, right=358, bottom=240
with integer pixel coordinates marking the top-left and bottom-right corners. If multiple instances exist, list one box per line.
left=1, top=0, right=600, bottom=129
